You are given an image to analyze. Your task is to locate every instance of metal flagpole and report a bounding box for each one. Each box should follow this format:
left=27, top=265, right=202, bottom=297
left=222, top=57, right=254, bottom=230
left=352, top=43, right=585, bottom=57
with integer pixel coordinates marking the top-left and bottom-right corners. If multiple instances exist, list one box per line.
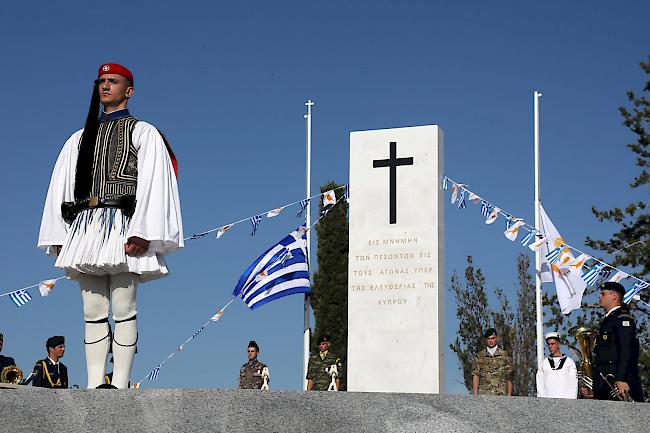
left=534, top=90, right=544, bottom=369
left=303, top=99, right=314, bottom=390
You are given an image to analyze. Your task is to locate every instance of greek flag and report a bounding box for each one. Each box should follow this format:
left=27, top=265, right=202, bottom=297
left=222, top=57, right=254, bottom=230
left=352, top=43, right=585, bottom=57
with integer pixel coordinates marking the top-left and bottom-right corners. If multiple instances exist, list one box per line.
left=250, top=215, right=262, bottom=236
left=624, top=280, right=649, bottom=304
left=457, top=190, right=466, bottom=210
left=148, top=365, right=161, bottom=381
left=10, top=290, right=32, bottom=307
left=441, top=176, right=448, bottom=190
left=480, top=200, right=491, bottom=217
left=520, top=230, right=534, bottom=247
left=297, top=199, right=309, bottom=218
left=545, top=246, right=563, bottom=264
left=233, top=227, right=311, bottom=310
left=582, top=264, right=603, bottom=286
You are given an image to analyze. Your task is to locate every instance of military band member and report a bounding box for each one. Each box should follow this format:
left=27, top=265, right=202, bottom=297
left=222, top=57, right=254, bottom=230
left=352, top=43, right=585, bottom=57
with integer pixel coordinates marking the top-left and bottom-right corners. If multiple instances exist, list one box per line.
left=307, top=335, right=345, bottom=391
left=536, top=332, right=578, bottom=398
left=239, top=341, right=268, bottom=389
left=592, top=282, right=644, bottom=402
left=0, top=333, right=17, bottom=373
left=32, top=336, right=68, bottom=389
left=472, top=328, right=513, bottom=396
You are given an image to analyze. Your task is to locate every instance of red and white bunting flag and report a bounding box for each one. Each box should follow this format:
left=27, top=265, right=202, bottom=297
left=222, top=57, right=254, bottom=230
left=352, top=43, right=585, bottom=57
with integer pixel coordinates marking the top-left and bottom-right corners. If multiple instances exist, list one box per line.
left=322, top=190, right=336, bottom=206
left=485, top=207, right=500, bottom=224
left=216, top=225, right=232, bottom=239
left=39, top=279, right=57, bottom=297
left=468, top=192, right=481, bottom=203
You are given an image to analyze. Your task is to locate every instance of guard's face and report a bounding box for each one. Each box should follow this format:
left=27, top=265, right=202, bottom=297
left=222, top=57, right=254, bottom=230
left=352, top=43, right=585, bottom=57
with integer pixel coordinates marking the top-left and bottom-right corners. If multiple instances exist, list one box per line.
left=546, top=339, right=560, bottom=355
left=247, top=347, right=258, bottom=361
left=486, top=335, right=497, bottom=348
left=51, top=344, right=65, bottom=359
left=98, top=74, right=134, bottom=108
left=319, top=341, right=330, bottom=352
left=598, top=289, right=616, bottom=309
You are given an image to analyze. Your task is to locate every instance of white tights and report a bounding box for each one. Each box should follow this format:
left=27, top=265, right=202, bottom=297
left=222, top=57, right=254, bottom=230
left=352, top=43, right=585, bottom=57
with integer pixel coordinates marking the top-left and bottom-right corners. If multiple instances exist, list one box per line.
left=78, top=273, right=138, bottom=389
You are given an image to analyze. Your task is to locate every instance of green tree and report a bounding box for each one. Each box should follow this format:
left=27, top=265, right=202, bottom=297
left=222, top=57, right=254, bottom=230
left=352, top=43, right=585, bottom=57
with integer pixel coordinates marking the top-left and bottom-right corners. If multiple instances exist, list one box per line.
left=449, top=254, right=537, bottom=395
left=311, top=181, right=349, bottom=374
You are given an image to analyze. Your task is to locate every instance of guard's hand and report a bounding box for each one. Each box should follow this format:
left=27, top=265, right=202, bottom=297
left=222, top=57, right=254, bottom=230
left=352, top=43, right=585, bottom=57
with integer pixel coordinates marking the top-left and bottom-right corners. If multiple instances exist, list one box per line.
left=125, top=236, right=150, bottom=257
left=614, top=380, right=630, bottom=396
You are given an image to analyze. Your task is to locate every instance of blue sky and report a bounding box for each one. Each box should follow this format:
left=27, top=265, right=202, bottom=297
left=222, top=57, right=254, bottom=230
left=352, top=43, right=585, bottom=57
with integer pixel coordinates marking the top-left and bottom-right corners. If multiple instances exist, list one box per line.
left=0, top=1, right=648, bottom=393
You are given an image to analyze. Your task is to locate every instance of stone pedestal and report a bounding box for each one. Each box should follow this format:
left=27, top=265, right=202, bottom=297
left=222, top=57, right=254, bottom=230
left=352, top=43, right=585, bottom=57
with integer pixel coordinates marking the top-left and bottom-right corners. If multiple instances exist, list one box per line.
left=347, top=125, right=444, bottom=393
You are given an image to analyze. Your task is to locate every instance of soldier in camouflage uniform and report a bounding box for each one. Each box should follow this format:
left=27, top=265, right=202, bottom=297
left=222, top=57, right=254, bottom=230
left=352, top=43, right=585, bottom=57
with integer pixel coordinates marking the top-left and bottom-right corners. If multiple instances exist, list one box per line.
left=238, top=340, right=268, bottom=389
left=307, top=335, right=345, bottom=391
left=472, top=328, right=513, bottom=396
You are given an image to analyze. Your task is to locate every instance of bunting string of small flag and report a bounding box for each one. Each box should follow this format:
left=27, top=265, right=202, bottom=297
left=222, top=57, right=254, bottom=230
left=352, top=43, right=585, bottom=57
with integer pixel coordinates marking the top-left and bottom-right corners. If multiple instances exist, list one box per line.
left=134, top=191, right=348, bottom=387
left=185, top=184, right=347, bottom=241
left=132, top=297, right=236, bottom=389
left=441, top=175, right=650, bottom=305
left=0, top=276, right=67, bottom=308
left=1, top=185, right=349, bottom=309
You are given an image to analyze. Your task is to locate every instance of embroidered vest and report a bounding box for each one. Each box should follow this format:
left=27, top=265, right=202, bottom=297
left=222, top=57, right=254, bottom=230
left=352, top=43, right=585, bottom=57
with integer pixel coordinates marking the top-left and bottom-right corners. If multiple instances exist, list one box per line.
left=89, top=116, right=139, bottom=199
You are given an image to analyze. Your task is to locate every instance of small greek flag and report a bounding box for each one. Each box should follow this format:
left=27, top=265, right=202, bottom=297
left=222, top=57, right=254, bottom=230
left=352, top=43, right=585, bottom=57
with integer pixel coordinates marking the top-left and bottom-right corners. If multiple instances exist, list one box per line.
left=582, top=264, right=603, bottom=286
left=189, top=231, right=209, bottom=240
left=10, top=290, right=32, bottom=307
left=480, top=200, right=491, bottom=217
left=233, top=227, right=311, bottom=310
left=250, top=215, right=262, bottom=236
left=297, top=199, right=309, bottom=218
left=457, top=190, right=466, bottom=210
left=520, top=230, right=534, bottom=247
left=191, top=327, right=204, bottom=338
left=148, top=365, right=161, bottom=381
left=545, top=247, right=563, bottom=264
left=599, top=268, right=613, bottom=280
left=623, top=280, right=649, bottom=304
left=441, top=176, right=448, bottom=190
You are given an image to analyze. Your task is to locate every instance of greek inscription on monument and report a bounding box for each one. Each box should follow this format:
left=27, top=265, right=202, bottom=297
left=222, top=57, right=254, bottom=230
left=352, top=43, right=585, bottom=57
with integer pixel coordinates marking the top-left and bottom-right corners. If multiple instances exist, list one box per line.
left=348, top=125, right=444, bottom=393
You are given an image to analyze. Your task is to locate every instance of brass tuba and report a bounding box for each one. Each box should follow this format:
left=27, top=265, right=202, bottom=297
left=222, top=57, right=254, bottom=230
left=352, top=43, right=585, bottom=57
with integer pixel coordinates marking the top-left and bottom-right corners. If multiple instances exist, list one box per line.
left=1, top=365, right=24, bottom=384
left=569, top=326, right=597, bottom=398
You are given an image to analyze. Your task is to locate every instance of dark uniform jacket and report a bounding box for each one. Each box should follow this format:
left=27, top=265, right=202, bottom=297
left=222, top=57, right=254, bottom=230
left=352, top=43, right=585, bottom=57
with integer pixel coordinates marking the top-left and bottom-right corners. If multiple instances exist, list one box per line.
left=239, top=359, right=267, bottom=389
left=0, top=355, right=16, bottom=372
left=593, top=306, right=644, bottom=401
left=32, top=358, right=68, bottom=389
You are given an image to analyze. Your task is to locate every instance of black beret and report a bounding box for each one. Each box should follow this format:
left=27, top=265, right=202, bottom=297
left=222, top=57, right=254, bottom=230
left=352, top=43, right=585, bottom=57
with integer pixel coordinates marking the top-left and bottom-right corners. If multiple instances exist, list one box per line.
left=248, top=340, right=259, bottom=351
left=46, top=335, right=65, bottom=349
left=483, top=328, right=497, bottom=339
left=317, top=335, right=332, bottom=344
left=601, top=281, right=626, bottom=297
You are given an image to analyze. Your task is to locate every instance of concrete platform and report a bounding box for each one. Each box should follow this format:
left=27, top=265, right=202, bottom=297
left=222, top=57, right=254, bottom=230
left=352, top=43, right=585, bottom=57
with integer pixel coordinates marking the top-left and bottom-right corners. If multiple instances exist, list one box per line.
left=1, top=388, right=647, bottom=433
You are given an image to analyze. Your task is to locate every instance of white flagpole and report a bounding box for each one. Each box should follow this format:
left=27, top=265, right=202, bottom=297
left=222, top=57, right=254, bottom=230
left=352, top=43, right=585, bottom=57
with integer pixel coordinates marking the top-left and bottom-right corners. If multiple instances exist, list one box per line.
left=303, top=99, right=314, bottom=390
left=534, top=91, right=544, bottom=369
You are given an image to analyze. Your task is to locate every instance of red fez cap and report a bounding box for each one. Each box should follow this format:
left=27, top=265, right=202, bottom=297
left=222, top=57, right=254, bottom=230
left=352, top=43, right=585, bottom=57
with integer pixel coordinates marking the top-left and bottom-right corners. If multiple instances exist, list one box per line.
left=98, top=63, right=134, bottom=84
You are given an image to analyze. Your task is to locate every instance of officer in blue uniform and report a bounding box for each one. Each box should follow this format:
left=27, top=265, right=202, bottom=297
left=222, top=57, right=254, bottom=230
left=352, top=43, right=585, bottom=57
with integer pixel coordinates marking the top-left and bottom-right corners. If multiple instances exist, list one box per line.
left=32, top=336, right=68, bottom=389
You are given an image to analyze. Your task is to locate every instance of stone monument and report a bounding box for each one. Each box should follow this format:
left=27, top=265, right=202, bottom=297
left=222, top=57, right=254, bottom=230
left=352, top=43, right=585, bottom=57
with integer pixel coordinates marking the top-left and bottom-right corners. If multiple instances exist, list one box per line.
left=347, top=125, right=444, bottom=393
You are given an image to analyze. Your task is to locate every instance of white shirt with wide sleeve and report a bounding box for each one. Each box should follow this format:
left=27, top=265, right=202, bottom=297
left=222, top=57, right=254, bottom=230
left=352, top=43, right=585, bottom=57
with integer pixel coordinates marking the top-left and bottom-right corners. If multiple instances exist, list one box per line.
left=536, top=355, right=578, bottom=399
left=38, top=122, right=183, bottom=281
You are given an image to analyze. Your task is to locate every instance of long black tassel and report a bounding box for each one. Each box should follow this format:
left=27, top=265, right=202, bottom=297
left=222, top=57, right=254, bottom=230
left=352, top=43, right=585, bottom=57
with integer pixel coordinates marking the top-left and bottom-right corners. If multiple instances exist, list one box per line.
left=74, top=80, right=100, bottom=201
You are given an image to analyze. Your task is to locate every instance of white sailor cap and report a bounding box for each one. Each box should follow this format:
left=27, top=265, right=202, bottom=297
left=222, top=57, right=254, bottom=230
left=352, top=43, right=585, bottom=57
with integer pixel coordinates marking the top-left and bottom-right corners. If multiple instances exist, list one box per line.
left=544, top=332, right=561, bottom=342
